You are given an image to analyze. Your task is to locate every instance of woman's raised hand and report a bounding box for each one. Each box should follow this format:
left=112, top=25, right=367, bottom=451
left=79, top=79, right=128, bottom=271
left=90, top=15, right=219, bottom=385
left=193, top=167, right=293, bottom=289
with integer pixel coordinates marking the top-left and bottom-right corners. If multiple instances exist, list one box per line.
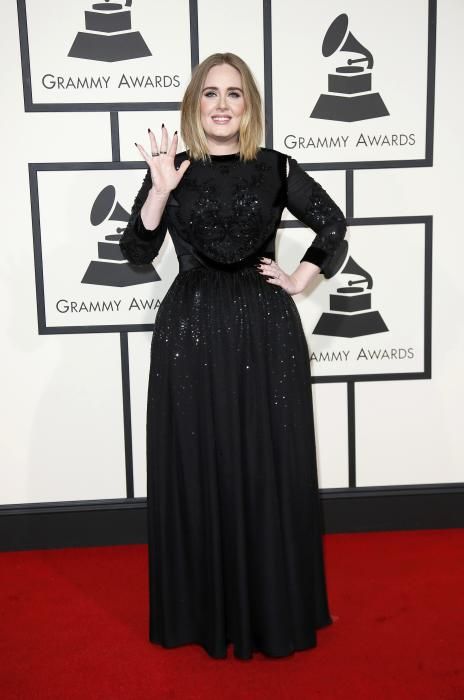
left=135, top=125, right=190, bottom=196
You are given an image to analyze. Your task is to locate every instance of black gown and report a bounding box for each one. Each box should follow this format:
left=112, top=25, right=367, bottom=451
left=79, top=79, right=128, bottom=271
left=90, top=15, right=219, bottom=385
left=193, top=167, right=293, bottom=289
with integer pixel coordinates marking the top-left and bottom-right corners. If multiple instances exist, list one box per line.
left=119, top=146, right=346, bottom=660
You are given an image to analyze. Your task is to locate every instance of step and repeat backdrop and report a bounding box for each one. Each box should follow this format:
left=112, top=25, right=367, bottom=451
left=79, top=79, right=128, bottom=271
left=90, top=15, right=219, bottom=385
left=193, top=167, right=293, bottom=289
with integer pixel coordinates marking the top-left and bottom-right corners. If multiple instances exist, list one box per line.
left=1, top=0, right=463, bottom=509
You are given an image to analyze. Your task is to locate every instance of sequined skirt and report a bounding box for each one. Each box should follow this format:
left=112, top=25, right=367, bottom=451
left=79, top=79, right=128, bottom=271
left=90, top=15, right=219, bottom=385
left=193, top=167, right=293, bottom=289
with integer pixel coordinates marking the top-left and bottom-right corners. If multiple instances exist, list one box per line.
left=146, top=257, right=333, bottom=660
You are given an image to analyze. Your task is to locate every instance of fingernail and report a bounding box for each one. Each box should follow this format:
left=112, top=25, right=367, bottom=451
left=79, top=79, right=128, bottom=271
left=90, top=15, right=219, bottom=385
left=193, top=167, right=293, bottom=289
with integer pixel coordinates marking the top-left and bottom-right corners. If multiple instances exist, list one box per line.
left=148, top=128, right=151, bottom=133
left=161, top=123, right=164, bottom=128
left=174, top=130, right=177, bottom=135
left=134, top=142, right=138, bottom=146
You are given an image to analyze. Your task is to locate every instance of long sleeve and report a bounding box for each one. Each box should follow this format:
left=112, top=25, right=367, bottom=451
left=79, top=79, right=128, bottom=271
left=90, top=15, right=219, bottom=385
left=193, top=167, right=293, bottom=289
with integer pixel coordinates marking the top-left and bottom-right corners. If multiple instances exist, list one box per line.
left=119, top=168, right=169, bottom=265
left=285, top=155, right=347, bottom=278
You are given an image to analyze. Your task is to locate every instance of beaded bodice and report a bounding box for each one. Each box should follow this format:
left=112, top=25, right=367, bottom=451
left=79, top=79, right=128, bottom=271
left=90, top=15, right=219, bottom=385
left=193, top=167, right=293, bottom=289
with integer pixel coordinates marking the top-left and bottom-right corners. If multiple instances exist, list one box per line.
left=166, top=150, right=284, bottom=265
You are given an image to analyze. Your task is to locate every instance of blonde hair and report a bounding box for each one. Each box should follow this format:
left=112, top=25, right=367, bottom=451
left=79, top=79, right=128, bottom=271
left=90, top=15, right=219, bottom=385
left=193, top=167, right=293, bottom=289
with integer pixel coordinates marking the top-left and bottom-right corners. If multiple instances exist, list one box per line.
left=180, top=53, right=264, bottom=162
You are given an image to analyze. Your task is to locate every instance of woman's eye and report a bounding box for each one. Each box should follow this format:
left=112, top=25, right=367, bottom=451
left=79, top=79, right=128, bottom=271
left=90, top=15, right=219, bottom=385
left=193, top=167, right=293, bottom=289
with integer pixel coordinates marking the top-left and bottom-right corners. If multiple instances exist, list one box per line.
left=204, top=91, right=241, bottom=98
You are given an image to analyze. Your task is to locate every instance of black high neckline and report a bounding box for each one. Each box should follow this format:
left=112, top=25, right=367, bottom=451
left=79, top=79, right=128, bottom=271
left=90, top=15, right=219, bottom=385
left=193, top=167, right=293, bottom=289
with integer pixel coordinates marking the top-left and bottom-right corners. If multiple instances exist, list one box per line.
left=209, top=152, right=240, bottom=162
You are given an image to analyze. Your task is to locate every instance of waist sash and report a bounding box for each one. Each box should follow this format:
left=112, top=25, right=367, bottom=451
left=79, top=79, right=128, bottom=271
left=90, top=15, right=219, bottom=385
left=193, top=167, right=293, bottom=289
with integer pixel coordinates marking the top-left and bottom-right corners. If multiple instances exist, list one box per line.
left=177, top=250, right=275, bottom=273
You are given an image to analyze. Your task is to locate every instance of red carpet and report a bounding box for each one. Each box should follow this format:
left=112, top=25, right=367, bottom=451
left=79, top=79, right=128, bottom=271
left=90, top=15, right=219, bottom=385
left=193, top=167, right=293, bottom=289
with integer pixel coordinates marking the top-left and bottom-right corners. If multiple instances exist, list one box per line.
left=0, top=528, right=463, bottom=700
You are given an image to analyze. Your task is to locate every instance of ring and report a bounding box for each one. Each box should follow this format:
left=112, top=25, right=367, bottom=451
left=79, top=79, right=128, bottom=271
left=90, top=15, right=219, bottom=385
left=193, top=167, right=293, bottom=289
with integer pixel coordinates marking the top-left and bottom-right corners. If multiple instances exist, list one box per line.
left=151, top=152, right=159, bottom=157
left=160, top=150, right=167, bottom=154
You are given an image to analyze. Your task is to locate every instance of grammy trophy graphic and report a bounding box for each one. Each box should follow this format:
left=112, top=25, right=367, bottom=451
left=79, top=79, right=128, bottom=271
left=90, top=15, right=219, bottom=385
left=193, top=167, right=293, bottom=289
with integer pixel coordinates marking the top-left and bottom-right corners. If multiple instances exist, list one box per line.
left=68, top=0, right=151, bottom=63
left=311, top=13, right=389, bottom=123
left=313, top=255, right=388, bottom=338
left=81, top=185, right=160, bottom=287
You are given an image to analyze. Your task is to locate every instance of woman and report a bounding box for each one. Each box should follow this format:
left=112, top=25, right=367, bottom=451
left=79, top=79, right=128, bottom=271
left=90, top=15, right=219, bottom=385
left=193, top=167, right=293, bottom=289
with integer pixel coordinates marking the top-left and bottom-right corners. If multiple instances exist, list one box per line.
left=119, top=52, right=347, bottom=660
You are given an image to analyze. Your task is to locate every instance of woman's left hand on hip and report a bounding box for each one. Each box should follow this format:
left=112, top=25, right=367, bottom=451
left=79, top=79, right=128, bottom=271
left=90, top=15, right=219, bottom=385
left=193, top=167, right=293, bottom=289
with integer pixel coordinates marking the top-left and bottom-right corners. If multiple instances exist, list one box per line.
left=256, top=257, right=302, bottom=295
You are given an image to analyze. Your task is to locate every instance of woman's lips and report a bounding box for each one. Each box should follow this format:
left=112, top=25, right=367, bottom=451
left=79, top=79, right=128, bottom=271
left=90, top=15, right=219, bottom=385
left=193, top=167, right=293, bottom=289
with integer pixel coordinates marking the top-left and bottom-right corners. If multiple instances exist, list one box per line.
left=211, top=116, right=231, bottom=124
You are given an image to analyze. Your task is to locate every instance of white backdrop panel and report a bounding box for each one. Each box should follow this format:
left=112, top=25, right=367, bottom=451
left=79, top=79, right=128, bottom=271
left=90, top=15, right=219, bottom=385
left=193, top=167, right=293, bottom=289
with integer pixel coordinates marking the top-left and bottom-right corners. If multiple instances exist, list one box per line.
left=37, top=169, right=177, bottom=329
left=198, top=0, right=264, bottom=104
left=312, top=383, right=349, bottom=488
left=272, top=0, right=429, bottom=164
left=0, top=332, right=126, bottom=504
left=356, top=378, right=464, bottom=486
left=128, top=330, right=152, bottom=498
left=301, top=222, right=426, bottom=378
left=354, top=168, right=434, bottom=219
left=24, top=0, right=192, bottom=105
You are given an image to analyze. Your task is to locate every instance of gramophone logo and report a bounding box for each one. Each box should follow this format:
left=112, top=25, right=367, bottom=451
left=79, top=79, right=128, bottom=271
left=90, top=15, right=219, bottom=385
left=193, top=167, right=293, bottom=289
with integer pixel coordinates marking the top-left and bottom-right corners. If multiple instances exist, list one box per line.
left=81, top=184, right=159, bottom=287
left=311, top=13, right=389, bottom=123
left=68, top=0, right=151, bottom=62
left=313, top=255, right=388, bottom=338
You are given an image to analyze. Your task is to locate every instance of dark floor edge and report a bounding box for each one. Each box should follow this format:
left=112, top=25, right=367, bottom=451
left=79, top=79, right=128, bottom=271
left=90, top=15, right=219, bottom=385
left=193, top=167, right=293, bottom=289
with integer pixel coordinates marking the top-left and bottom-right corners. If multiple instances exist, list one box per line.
left=1, top=486, right=463, bottom=551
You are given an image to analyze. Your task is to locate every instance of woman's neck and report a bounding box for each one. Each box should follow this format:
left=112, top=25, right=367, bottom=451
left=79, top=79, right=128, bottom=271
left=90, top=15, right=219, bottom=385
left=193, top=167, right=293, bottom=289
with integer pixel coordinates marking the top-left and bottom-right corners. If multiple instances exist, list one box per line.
left=208, top=139, right=240, bottom=156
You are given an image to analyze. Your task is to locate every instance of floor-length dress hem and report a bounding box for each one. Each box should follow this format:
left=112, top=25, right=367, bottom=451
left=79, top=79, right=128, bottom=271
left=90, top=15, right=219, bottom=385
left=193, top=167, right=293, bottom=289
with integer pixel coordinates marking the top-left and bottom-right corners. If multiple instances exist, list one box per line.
left=149, top=615, right=333, bottom=661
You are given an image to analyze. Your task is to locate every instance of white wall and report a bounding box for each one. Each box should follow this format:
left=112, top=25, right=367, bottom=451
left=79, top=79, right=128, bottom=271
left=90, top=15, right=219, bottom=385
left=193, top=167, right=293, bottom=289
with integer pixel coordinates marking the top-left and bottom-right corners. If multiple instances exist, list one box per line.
left=0, top=0, right=462, bottom=507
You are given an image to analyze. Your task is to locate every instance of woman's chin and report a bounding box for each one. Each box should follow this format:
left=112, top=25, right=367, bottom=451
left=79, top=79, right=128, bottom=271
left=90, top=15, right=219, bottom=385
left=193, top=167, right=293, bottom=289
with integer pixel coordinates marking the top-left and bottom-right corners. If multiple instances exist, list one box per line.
left=210, top=129, right=231, bottom=135
left=205, top=131, right=239, bottom=143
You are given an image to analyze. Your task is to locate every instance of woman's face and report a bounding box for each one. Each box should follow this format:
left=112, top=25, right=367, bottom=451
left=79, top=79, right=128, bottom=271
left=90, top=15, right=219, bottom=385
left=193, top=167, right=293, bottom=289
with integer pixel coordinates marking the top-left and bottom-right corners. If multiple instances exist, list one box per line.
left=200, top=63, right=245, bottom=152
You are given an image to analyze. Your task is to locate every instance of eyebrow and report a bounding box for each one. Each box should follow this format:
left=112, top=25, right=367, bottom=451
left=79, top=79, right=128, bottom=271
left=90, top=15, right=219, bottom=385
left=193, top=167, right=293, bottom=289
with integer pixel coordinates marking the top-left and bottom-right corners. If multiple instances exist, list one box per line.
left=202, top=86, right=243, bottom=91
